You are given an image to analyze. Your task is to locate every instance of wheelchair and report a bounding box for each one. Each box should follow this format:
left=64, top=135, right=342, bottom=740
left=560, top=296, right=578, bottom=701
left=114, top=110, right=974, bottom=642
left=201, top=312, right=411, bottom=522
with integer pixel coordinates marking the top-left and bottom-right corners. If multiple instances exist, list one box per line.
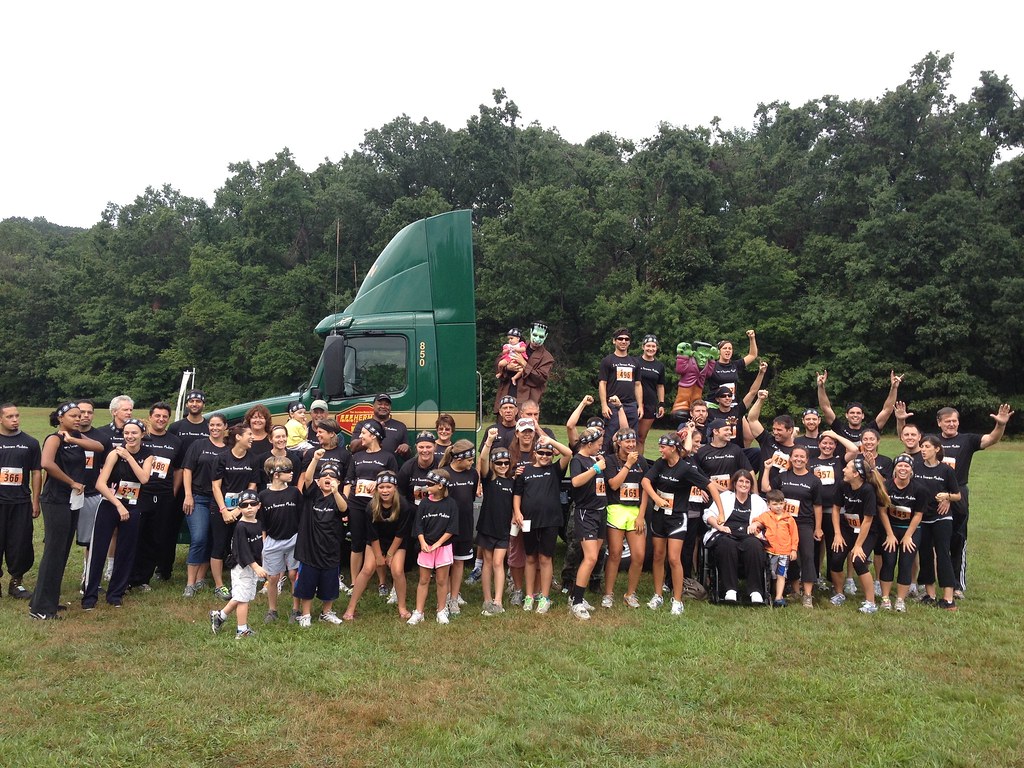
left=700, top=534, right=773, bottom=607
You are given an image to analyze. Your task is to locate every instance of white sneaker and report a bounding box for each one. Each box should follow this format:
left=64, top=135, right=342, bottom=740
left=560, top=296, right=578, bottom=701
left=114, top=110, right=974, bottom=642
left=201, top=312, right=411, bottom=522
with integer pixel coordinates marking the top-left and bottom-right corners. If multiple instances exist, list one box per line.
left=580, top=598, right=595, bottom=612
left=436, top=608, right=450, bottom=625
left=895, top=598, right=907, bottom=613
left=319, top=611, right=343, bottom=625
left=571, top=602, right=591, bottom=620
left=445, top=596, right=462, bottom=616
left=386, top=587, right=398, bottom=605
left=407, top=611, right=424, bottom=625
left=601, top=594, right=614, bottom=609
left=844, top=578, right=857, bottom=596
left=298, top=614, right=312, bottom=628
left=749, top=592, right=764, bottom=604
left=339, top=577, right=352, bottom=595
left=624, top=593, right=641, bottom=609
left=724, top=589, right=738, bottom=603
left=510, top=589, right=523, bottom=606
left=908, top=583, right=919, bottom=597
left=830, top=593, right=847, bottom=606
left=647, top=594, right=664, bottom=610
left=670, top=599, right=685, bottom=616
left=859, top=601, right=878, bottom=614
left=536, top=596, right=551, bottom=614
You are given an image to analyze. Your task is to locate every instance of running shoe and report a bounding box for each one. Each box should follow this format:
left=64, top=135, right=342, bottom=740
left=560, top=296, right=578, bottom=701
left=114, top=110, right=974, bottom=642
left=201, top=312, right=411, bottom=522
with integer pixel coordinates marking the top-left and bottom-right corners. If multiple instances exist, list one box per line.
left=601, top=594, right=614, bottom=609
left=536, top=596, right=551, bottom=614
left=436, top=608, right=450, bottom=625
left=510, top=589, right=523, bottom=606
left=858, top=601, right=878, bottom=614
left=670, top=599, right=685, bottom=616
left=387, top=587, right=398, bottom=605
left=210, top=610, right=225, bottom=634
left=378, top=584, right=390, bottom=598
left=467, top=566, right=482, bottom=584
left=647, top=594, right=664, bottom=610
left=880, top=597, right=892, bottom=611
left=406, top=611, right=424, bottom=625
left=522, top=595, right=534, bottom=612
left=571, top=602, right=591, bottom=620
left=319, top=611, right=343, bottom=625
left=844, top=578, right=857, bottom=596
left=264, top=610, right=278, bottom=624
left=937, top=599, right=958, bottom=612
left=802, top=594, right=814, bottom=609
left=298, top=614, right=312, bottom=628
left=830, top=593, right=847, bottom=606
left=623, top=594, right=641, bottom=609
left=214, top=585, right=231, bottom=600
left=894, top=598, right=907, bottom=613
left=235, top=628, right=256, bottom=639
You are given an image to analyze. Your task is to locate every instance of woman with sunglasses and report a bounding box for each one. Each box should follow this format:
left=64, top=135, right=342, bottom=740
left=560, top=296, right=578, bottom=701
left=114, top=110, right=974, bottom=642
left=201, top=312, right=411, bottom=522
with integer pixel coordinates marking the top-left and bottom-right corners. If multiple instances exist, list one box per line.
left=598, top=329, right=643, bottom=436
left=477, top=430, right=515, bottom=615
left=601, top=428, right=649, bottom=609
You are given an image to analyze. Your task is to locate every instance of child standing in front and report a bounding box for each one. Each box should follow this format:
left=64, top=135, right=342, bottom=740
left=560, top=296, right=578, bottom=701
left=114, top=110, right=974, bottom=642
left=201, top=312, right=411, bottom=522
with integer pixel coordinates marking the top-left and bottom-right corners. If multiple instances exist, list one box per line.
left=408, top=469, right=458, bottom=625
left=293, top=463, right=349, bottom=627
left=209, top=490, right=267, bottom=639
left=750, top=489, right=799, bottom=608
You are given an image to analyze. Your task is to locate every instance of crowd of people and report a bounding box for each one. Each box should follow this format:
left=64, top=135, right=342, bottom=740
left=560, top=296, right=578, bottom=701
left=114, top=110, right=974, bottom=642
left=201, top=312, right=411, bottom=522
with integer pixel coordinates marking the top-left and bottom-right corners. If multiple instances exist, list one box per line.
left=0, top=328, right=1013, bottom=634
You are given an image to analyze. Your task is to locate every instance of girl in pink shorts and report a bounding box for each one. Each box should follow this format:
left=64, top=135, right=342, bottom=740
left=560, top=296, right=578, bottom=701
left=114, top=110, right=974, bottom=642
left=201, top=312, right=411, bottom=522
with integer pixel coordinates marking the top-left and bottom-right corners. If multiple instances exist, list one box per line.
left=408, top=470, right=458, bottom=625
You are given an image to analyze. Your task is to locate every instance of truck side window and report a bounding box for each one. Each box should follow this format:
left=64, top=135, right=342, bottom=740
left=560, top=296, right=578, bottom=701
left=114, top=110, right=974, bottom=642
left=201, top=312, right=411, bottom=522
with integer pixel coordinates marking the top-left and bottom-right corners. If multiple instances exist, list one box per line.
left=343, top=336, right=407, bottom=396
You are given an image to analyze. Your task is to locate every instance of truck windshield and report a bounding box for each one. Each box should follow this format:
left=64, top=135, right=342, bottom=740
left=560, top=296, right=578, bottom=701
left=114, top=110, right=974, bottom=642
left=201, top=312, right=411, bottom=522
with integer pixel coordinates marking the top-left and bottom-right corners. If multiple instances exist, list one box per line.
left=336, top=335, right=408, bottom=396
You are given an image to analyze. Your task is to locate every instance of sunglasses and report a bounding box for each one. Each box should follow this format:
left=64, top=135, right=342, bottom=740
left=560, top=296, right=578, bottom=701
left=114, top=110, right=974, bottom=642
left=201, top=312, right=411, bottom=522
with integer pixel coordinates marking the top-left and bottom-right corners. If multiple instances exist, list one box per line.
left=238, top=501, right=259, bottom=508
left=615, top=336, right=630, bottom=341
left=535, top=451, right=554, bottom=457
left=492, top=460, right=511, bottom=466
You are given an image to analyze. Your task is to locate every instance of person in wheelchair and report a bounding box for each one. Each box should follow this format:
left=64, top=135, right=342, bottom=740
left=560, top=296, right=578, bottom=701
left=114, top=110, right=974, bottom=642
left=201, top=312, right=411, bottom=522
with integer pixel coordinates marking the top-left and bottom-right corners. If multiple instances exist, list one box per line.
left=702, top=469, right=768, bottom=604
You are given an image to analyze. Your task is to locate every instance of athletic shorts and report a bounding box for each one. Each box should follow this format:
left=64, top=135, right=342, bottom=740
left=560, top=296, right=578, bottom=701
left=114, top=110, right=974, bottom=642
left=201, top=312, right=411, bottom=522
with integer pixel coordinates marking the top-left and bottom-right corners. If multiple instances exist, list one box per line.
left=507, top=533, right=525, bottom=568
left=606, top=503, right=639, bottom=531
left=349, top=507, right=378, bottom=551
left=452, top=540, right=474, bottom=560
left=768, top=554, right=789, bottom=579
left=575, top=508, right=607, bottom=542
left=650, top=513, right=687, bottom=541
left=230, top=565, right=258, bottom=603
left=262, top=534, right=298, bottom=576
left=523, top=526, right=558, bottom=558
left=293, top=563, right=341, bottom=602
left=477, top=532, right=510, bottom=551
left=418, top=543, right=454, bottom=570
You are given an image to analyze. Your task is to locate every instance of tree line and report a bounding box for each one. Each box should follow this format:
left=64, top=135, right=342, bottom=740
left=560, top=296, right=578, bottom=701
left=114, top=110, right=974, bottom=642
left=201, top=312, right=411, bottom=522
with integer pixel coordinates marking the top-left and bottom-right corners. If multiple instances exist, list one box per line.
left=1, top=53, right=1021, bottom=433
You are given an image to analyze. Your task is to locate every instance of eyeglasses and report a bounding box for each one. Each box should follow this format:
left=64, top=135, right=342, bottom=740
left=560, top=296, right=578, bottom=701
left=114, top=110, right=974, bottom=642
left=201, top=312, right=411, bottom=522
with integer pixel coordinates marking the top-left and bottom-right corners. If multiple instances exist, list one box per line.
left=238, top=502, right=259, bottom=508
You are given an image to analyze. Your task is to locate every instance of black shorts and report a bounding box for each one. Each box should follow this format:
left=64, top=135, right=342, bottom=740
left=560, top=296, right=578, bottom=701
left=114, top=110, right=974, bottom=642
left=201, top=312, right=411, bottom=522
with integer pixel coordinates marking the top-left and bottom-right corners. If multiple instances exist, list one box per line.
left=523, top=526, right=558, bottom=558
left=574, top=508, right=607, bottom=542
left=293, top=563, right=340, bottom=601
left=478, top=532, right=510, bottom=551
left=452, top=540, right=475, bottom=560
left=650, top=512, right=687, bottom=541
left=349, top=507, right=378, bottom=551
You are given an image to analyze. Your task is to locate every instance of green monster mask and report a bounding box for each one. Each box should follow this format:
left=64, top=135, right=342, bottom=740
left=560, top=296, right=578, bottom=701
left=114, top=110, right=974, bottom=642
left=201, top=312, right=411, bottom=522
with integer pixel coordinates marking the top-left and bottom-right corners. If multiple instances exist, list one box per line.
left=530, top=322, right=548, bottom=346
left=694, top=342, right=716, bottom=368
left=676, top=342, right=694, bottom=357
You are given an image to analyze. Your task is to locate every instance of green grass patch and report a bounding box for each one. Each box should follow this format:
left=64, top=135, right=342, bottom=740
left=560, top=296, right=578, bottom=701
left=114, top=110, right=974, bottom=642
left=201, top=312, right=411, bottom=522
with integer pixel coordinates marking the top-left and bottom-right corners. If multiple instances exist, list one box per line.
left=1, top=410, right=1022, bottom=766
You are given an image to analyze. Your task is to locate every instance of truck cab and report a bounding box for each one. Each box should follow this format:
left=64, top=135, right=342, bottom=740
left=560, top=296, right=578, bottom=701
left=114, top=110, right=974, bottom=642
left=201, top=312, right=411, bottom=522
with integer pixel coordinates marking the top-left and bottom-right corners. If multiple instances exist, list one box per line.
left=215, top=210, right=478, bottom=445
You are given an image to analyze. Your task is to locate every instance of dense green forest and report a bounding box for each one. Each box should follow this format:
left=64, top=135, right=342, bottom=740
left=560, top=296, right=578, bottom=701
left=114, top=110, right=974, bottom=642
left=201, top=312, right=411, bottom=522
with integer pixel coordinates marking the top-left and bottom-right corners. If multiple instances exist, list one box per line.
left=1, top=54, right=1021, bottom=431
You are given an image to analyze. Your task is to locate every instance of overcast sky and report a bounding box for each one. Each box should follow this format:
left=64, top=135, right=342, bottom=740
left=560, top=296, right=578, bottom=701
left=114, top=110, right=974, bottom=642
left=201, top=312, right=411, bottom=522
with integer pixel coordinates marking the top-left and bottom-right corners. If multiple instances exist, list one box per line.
left=3, top=1, right=1021, bottom=228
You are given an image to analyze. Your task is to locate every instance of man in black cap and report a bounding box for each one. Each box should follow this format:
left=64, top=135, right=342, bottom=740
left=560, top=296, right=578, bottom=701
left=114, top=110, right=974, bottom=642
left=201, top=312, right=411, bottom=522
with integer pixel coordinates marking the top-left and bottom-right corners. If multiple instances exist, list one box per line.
left=816, top=370, right=901, bottom=444
left=350, top=394, right=409, bottom=458
left=169, top=389, right=210, bottom=453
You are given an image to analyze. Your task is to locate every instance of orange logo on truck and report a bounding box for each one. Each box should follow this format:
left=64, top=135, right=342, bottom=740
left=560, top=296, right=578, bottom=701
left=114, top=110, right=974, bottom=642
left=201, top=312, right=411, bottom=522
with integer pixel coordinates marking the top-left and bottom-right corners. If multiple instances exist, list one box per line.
left=335, top=404, right=375, bottom=435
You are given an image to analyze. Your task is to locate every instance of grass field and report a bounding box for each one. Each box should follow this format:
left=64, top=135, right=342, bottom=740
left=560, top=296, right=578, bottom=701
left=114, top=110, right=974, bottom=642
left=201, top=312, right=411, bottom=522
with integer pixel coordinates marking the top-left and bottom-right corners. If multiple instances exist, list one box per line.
left=2, top=408, right=1022, bottom=767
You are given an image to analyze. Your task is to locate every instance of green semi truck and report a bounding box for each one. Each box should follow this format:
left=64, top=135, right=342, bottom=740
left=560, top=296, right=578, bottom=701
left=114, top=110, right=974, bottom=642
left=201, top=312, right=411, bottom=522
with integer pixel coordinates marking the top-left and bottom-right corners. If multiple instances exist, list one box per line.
left=213, top=209, right=479, bottom=444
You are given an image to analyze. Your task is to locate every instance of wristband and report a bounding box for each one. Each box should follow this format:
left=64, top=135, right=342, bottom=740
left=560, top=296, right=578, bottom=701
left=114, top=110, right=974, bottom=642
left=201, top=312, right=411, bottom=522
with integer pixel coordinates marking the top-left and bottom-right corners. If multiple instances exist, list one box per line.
left=220, top=507, right=228, bottom=513
left=592, top=464, right=602, bottom=474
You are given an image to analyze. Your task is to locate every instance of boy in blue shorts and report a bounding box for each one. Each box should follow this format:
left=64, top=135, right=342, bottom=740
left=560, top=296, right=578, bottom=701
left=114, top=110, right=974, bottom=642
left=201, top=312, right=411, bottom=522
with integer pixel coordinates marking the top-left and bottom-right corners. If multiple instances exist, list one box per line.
left=293, top=463, right=349, bottom=627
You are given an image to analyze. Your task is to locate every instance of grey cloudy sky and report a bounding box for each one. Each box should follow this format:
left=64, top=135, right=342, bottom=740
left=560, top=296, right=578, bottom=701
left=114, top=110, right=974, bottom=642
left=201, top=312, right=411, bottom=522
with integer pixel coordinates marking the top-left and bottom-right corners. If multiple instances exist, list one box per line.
left=3, top=1, right=1021, bottom=228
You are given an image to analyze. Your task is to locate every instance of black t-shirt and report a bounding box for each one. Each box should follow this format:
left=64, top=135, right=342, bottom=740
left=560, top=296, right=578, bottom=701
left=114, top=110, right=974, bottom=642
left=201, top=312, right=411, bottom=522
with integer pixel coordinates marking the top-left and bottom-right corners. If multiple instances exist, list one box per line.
left=169, top=418, right=209, bottom=454
left=695, top=442, right=751, bottom=493
left=837, top=481, right=877, bottom=530
left=479, top=422, right=517, bottom=451
left=413, top=496, right=459, bottom=547
left=884, top=478, right=926, bottom=528
left=444, top=466, right=479, bottom=543
left=912, top=462, right=960, bottom=523
left=258, top=485, right=302, bottom=540
left=514, top=463, right=566, bottom=529
left=870, top=454, right=894, bottom=480
left=706, top=358, right=747, bottom=395
left=828, top=416, right=883, bottom=445
left=570, top=455, right=607, bottom=511
left=40, top=432, right=88, bottom=504
left=79, top=427, right=109, bottom=497
left=103, top=446, right=152, bottom=508
left=354, top=417, right=408, bottom=456
left=770, top=470, right=823, bottom=524
left=215, top=451, right=260, bottom=504
left=182, top=439, right=228, bottom=496
left=98, top=423, right=125, bottom=450
left=702, top=404, right=748, bottom=449
left=295, top=484, right=345, bottom=569
left=808, top=455, right=843, bottom=509
left=599, top=353, right=641, bottom=403
left=757, top=432, right=794, bottom=486
left=794, top=435, right=821, bottom=461
left=478, top=475, right=514, bottom=539
left=345, top=450, right=399, bottom=502
left=250, top=436, right=273, bottom=461
left=637, top=358, right=666, bottom=413
left=371, top=496, right=413, bottom=544
left=604, top=452, right=649, bottom=507
left=397, top=457, right=436, bottom=507
left=433, top=443, right=453, bottom=465
left=939, top=432, right=984, bottom=485
left=232, top=519, right=264, bottom=568
left=259, top=449, right=304, bottom=488
left=141, top=431, right=182, bottom=497
left=0, top=431, right=41, bottom=503
left=644, top=458, right=712, bottom=515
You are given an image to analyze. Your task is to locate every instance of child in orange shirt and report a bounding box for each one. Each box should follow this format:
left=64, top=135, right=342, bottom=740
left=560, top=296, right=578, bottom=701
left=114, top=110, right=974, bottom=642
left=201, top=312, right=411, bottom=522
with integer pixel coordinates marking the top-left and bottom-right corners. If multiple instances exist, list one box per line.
left=750, top=489, right=799, bottom=608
